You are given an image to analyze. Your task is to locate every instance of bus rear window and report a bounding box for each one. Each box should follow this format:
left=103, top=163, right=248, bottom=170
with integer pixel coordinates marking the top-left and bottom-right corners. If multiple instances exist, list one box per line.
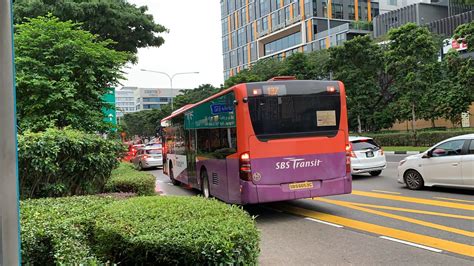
left=247, top=81, right=341, bottom=141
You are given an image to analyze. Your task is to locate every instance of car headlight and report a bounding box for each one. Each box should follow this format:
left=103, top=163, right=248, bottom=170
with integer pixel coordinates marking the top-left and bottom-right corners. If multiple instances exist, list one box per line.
left=399, top=159, right=407, bottom=167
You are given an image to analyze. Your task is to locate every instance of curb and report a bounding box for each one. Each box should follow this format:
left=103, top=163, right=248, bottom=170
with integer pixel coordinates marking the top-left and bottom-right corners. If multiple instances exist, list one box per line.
left=385, top=151, right=423, bottom=155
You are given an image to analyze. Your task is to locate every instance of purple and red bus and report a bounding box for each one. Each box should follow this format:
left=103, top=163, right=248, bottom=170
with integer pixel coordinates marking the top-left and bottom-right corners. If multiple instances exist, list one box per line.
left=160, top=78, right=352, bottom=204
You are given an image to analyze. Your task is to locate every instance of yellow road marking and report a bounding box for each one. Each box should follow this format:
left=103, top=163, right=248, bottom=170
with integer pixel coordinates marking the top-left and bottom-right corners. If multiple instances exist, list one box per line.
left=352, top=190, right=474, bottom=211
left=314, top=198, right=474, bottom=238
left=371, top=190, right=401, bottom=195
left=277, top=204, right=474, bottom=257
left=433, top=197, right=474, bottom=204
left=341, top=201, right=474, bottom=220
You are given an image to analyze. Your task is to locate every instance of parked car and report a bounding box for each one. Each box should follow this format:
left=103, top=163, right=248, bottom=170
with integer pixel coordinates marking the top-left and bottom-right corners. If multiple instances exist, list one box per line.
left=398, top=134, right=474, bottom=190
left=349, top=136, right=386, bottom=176
left=132, top=146, right=163, bottom=170
left=128, top=144, right=145, bottom=158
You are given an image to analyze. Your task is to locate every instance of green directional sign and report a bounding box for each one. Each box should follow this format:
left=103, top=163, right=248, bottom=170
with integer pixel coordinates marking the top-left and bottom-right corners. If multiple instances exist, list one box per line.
left=184, top=93, right=236, bottom=129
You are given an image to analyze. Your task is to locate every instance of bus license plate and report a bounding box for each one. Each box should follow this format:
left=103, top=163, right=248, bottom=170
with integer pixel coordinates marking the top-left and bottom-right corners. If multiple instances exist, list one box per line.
left=289, top=182, right=313, bottom=190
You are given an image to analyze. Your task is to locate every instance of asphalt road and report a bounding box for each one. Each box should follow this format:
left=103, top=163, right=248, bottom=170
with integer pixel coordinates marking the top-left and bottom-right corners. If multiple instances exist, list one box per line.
left=149, top=154, right=474, bottom=265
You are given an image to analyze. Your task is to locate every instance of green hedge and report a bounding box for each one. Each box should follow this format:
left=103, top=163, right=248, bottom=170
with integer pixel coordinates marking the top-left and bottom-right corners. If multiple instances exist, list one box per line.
left=105, top=162, right=156, bottom=195
left=94, top=196, right=260, bottom=265
left=364, top=129, right=474, bottom=147
left=20, top=196, right=116, bottom=265
left=18, top=128, right=125, bottom=199
left=21, top=196, right=260, bottom=265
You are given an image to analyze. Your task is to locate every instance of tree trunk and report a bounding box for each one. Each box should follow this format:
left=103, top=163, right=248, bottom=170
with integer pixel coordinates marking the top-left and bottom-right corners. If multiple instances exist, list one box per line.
left=357, top=115, right=362, bottom=134
left=411, top=103, right=417, bottom=146
left=431, top=119, right=435, bottom=128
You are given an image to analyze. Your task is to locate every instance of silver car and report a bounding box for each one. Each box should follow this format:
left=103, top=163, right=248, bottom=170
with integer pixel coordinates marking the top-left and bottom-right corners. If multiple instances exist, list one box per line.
left=132, top=147, right=163, bottom=170
left=349, top=136, right=387, bottom=176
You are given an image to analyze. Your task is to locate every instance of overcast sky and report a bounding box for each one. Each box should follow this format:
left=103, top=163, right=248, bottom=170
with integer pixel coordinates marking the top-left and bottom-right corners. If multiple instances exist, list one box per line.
left=121, top=0, right=224, bottom=90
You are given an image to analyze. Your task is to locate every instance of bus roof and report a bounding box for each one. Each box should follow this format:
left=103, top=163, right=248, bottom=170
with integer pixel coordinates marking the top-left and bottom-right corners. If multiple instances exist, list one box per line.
left=161, top=86, right=236, bottom=122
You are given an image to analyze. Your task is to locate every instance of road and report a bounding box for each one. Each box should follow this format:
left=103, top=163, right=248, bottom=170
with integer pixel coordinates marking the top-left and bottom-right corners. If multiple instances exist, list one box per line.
left=149, top=154, right=474, bottom=265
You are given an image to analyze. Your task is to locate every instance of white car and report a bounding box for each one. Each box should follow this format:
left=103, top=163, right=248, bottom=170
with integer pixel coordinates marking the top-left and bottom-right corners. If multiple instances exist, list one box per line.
left=398, top=134, right=474, bottom=190
left=349, top=136, right=386, bottom=176
left=132, top=146, right=163, bottom=170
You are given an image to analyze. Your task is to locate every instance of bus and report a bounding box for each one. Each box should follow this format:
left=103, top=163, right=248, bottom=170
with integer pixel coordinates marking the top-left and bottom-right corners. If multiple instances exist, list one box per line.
left=160, top=77, right=351, bottom=204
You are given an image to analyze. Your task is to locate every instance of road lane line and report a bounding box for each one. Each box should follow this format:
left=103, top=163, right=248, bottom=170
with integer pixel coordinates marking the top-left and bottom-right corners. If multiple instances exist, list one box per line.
left=352, top=190, right=474, bottom=211
left=347, top=202, right=474, bottom=220
left=379, top=236, right=443, bottom=253
left=371, top=190, right=401, bottom=195
left=304, top=217, right=344, bottom=228
left=433, top=197, right=474, bottom=204
left=315, top=198, right=474, bottom=237
left=277, top=204, right=474, bottom=258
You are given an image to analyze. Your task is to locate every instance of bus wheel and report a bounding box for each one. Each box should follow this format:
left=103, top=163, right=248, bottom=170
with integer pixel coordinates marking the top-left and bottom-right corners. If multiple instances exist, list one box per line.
left=169, top=164, right=180, bottom=186
left=201, top=170, right=210, bottom=198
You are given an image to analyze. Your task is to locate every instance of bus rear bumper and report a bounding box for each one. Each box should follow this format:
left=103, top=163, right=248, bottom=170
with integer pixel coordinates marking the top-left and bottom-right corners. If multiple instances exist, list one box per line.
left=241, top=175, right=352, bottom=204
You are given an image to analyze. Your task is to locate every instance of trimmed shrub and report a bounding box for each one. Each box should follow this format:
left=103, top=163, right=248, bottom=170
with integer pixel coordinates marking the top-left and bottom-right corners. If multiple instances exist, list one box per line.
left=18, top=128, right=125, bottom=198
left=365, top=129, right=474, bottom=147
left=94, top=196, right=260, bottom=265
left=105, top=162, right=156, bottom=195
left=20, top=196, right=116, bottom=264
left=21, top=196, right=260, bottom=265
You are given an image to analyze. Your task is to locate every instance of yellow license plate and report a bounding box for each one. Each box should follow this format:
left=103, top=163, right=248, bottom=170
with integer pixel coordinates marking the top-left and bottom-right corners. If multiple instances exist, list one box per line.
left=289, top=181, right=313, bottom=190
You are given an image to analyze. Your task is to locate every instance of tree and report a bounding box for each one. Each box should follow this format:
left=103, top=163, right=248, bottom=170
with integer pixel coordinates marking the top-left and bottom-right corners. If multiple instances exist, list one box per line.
left=173, top=84, right=222, bottom=110
left=437, top=51, right=474, bottom=125
left=224, top=69, right=262, bottom=88
left=123, top=108, right=169, bottom=138
left=122, top=84, right=221, bottom=137
left=305, top=50, right=330, bottom=80
left=13, top=0, right=167, bottom=58
left=327, top=35, right=389, bottom=132
left=453, top=21, right=474, bottom=52
left=15, top=15, right=130, bottom=132
left=386, top=23, right=439, bottom=135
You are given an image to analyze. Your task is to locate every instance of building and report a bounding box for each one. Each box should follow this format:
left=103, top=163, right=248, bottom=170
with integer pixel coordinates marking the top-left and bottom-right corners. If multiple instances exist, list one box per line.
left=133, top=87, right=176, bottom=111
left=373, top=1, right=449, bottom=37
left=115, top=87, right=137, bottom=118
left=220, top=0, right=382, bottom=80
left=376, top=0, right=443, bottom=14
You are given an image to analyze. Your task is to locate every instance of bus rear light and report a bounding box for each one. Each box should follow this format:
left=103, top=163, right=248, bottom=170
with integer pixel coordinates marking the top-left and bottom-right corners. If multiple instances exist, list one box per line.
left=327, top=86, right=336, bottom=93
left=345, top=144, right=352, bottom=174
left=252, top=88, right=262, bottom=95
left=239, top=152, right=252, bottom=181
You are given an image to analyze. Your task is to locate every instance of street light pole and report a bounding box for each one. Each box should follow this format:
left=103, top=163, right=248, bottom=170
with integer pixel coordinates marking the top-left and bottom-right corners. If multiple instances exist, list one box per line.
left=140, top=69, right=199, bottom=110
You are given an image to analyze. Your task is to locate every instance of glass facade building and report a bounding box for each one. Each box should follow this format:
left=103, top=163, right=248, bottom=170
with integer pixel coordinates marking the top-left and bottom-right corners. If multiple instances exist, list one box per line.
left=220, top=0, right=380, bottom=80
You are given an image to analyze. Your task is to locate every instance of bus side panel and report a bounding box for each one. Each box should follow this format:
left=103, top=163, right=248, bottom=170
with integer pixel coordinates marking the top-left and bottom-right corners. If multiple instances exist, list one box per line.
left=226, top=158, right=242, bottom=204
left=196, top=159, right=229, bottom=201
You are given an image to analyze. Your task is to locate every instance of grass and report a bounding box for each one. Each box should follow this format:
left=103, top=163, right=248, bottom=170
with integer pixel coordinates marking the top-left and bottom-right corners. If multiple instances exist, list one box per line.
left=383, top=146, right=429, bottom=152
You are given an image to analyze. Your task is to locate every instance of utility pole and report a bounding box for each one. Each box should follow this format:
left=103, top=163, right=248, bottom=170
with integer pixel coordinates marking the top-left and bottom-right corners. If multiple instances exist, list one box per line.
left=0, top=0, right=21, bottom=264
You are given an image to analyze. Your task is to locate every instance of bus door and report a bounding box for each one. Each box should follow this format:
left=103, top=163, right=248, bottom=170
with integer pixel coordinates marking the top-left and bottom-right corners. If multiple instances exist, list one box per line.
left=185, top=129, right=198, bottom=187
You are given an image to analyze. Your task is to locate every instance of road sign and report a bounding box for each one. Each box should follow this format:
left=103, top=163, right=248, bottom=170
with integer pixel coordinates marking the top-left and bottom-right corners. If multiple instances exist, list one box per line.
left=0, top=0, right=21, bottom=264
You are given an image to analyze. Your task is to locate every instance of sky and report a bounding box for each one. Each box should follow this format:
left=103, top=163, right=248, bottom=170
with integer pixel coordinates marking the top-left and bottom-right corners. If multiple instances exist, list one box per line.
left=121, top=0, right=224, bottom=90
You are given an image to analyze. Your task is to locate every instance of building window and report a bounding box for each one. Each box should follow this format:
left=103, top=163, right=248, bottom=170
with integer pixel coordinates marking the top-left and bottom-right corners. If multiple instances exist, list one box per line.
left=336, top=33, right=345, bottom=46
left=322, top=2, right=327, bottom=18
left=332, top=3, right=343, bottom=19
left=143, top=104, right=161, bottom=109
left=264, top=31, right=302, bottom=56
left=388, top=0, right=397, bottom=6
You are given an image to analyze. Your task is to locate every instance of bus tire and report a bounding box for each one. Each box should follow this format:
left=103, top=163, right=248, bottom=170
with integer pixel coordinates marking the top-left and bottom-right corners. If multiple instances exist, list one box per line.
left=169, top=162, right=180, bottom=186
left=201, top=170, right=210, bottom=199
